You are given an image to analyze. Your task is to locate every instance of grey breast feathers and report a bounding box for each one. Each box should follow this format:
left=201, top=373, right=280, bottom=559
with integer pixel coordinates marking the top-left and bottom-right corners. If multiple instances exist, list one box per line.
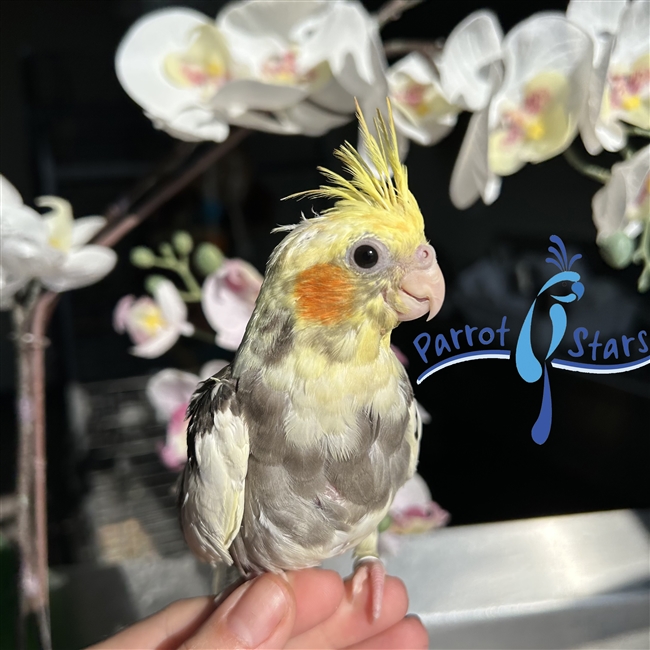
left=179, top=365, right=250, bottom=566
left=227, top=368, right=416, bottom=574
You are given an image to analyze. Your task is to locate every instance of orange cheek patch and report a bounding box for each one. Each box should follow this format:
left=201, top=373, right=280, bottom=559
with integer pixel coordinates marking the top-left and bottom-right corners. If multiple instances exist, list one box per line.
left=294, top=264, right=356, bottom=325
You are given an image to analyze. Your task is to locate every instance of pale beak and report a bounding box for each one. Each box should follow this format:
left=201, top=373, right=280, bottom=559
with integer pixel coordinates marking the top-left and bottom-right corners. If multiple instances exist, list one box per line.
left=396, top=244, right=445, bottom=322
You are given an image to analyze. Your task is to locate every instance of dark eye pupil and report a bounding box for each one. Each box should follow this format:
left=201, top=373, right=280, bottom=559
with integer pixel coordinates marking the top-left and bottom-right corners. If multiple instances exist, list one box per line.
left=354, top=245, right=378, bottom=269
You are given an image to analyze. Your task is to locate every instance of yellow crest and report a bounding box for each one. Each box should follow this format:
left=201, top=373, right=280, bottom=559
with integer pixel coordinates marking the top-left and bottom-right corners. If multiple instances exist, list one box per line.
left=287, top=99, right=423, bottom=231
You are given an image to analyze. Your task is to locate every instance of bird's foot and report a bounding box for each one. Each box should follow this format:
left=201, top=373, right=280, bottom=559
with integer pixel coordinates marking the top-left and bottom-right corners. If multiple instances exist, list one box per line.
left=352, top=556, right=386, bottom=621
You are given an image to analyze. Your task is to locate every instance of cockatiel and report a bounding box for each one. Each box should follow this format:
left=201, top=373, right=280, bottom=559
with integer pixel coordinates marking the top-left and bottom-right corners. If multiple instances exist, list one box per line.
left=180, top=101, right=445, bottom=619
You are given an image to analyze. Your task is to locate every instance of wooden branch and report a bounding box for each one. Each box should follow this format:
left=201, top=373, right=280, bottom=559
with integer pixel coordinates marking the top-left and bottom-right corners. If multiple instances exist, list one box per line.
left=375, top=0, right=423, bottom=28
left=14, top=127, right=250, bottom=649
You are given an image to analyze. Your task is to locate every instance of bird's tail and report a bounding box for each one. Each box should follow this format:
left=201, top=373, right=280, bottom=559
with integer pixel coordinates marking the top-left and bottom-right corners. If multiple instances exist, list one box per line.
left=212, top=563, right=244, bottom=605
left=531, top=364, right=553, bottom=445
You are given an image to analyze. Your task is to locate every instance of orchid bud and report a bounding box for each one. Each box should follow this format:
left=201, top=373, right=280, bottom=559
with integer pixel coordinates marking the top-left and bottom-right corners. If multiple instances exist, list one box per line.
left=599, top=232, right=635, bottom=269
left=194, top=242, right=224, bottom=275
left=159, top=242, right=174, bottom=258
left=639, top=267, right=650, bottom=293
left=145, top=274, right=167, bottom=295
left=172, top=230, right=193, bottom=255
left=130, top=246, right=156, bottom=269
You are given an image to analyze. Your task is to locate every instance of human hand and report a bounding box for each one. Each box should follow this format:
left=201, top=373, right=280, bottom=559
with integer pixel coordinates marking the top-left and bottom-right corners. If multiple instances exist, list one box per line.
left=87, top=568, right=428, bottom=649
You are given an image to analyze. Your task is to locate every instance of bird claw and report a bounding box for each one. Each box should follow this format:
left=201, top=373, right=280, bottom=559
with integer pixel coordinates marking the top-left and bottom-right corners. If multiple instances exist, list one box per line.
left=352, top=556, right=386, bottom=621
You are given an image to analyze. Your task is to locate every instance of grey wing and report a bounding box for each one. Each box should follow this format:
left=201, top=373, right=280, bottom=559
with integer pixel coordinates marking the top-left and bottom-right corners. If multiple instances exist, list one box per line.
left=179, top=366, right=249, bottom=566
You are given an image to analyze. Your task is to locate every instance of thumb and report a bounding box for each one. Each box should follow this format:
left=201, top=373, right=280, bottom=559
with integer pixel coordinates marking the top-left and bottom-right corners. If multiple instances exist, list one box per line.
left=180, top=573, right=296, bottom=649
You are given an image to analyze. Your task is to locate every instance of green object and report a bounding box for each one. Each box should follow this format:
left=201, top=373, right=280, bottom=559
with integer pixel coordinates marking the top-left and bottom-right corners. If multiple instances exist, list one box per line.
left=130, top=246, right=157, bottom=269
left=194, top=242, right=225, bottom=276
left=378, top=515, right=392, bottom=533
left=172, top=231, right=194, bottom=256
left=599, top=232, right=635, bottom=269
left=144, top=274, right=167, bottom=295
left=159, top=242, right=174, bottom=258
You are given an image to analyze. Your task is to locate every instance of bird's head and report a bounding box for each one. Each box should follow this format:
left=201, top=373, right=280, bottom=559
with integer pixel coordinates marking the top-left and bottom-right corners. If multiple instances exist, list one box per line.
left=264, top=101, right=444, bottom=339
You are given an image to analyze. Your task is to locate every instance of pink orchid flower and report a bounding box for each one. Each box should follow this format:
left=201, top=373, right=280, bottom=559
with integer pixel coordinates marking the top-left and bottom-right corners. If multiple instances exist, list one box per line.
left=147, top=360, right=228, bottom=471
left=201, top=258, right=263, bottom=350
left=113, top=278, right=194, bottom=358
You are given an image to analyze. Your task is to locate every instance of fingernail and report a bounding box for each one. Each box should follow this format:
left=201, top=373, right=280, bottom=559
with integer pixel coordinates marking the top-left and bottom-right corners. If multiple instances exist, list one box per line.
left=226, top=576, right=289, bottom=647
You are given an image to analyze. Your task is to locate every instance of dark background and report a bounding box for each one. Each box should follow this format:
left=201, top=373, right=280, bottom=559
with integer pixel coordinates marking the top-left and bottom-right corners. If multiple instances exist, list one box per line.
left=0, top=0, right=648, bottom=566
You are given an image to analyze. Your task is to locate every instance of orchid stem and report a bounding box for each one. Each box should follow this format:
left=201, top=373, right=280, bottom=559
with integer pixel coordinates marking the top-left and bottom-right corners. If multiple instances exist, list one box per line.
left=189, top=329, right=216, bottom=344
left=562, top=147, right=611, bottom=184
left=13, top=283, right=54, bottom=650
left=12, top=128, right=250, bottom=649
left=620, top=145, right=636, bottom=160
left=376, top=0, right=423, bottom=28
left=150, top=250, right=202, bottom=302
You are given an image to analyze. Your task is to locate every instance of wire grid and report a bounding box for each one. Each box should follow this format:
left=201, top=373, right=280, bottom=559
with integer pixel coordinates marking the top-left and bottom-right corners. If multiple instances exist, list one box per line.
left=79, top=375, right=188, bottom=563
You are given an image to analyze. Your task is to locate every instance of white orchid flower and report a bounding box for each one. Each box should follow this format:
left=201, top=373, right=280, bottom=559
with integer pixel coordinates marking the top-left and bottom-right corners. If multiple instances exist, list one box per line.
left=116, top=1, right=381, bottom=140
left=202, top=258, right=263, bottom=351
left=568, top=0, right=649, bottom=154
left=113, top=278, right=195, bottom=358
left=592, top=145, right=649, bottom=268
left=147, top=359, right=228, bottom=470
left=116, top=8, right=231, bottom=142
left=450, top=14, right=593, bottom=209
left=387, top=11, right=502, bottom=147
left=0, top=175, right=116, bottom=306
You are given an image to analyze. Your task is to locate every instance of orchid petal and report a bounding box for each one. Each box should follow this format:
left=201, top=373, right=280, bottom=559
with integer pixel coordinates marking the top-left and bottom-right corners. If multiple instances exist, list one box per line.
left=202, top=260, right=262, bottom=351
left=610, top=0, right=649, bottom=72
left=488, top=13, right=593, bottom=175
left=0, top=265, right=28, bottom=310
left=0, top=175, right=24, bottom=208
left=450, top=68, right=503, bottom=210
left=129, top=327, right=180, bottom=359
left=299, top=2, right=378, bottom=87
left=227, top=109, right=301, bottom=134
left=280, top=100, right=351, bottom=137
left=390, top=474, right=432, bottom=512
left=71, top=216, right=107, bottom=247
left=592, top=144, right=650, bottom=240
left=212, top=79, right=307, bottom=115
left=388, top=53, right=458, bottom=146
left=146, top=368, right=200, bottom=419
left=199, top=359, right=229, bottom=380
left=40, top=245, right=117, bottom=292
left=0, top=205, right=60, bottom=277
left=437, top=10, right=504, bottom=112
left=154, top=278, right=188, bottom=326
left=567, top=0, right=628, bottom=65
left=113, top=295, right=136, bottom=334
left=602, top=0, right=650, bottom=137
left=148, top=108, right=230, bottom=143
left=116, top=8, right=215, bottom=123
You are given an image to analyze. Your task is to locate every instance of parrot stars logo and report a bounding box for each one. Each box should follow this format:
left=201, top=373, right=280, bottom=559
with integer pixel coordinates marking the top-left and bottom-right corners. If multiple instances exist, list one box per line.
left=514, top=236, right=584, bottom=444
left=414, top=235, right=650, bottom=445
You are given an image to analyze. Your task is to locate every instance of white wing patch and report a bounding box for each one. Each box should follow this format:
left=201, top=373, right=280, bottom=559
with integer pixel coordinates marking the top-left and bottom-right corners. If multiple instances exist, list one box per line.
left=181, top=383, right=249, bottom=566
left=404, top=400, right=421, bottom=480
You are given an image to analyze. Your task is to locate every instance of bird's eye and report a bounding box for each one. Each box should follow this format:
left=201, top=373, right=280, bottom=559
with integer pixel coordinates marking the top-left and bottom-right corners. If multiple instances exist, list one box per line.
left=561, top=281, right=568, bottom=288
left=347, top=238, right=389, bottom=273
left=354, top=245, right=379, bottom=269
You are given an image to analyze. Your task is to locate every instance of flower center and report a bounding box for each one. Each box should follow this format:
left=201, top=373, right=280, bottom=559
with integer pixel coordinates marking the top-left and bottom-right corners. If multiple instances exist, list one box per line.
left=390, top=75, right=456, bottom=123
left=259, top=47, right=328, bottom=88
left=488, top=70, right=572, bottom=175
left=134, top=303, right=167, bottom=335
left=37, top=196, right=74, bottom=252
left=606, top=54, right=650, bottom=128
left=164, top=25, right=230, bottom=94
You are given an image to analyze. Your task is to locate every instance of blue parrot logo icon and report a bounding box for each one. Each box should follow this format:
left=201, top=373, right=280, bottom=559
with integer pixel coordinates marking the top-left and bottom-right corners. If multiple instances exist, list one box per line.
left=515, top=236, right=584, bottom=445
